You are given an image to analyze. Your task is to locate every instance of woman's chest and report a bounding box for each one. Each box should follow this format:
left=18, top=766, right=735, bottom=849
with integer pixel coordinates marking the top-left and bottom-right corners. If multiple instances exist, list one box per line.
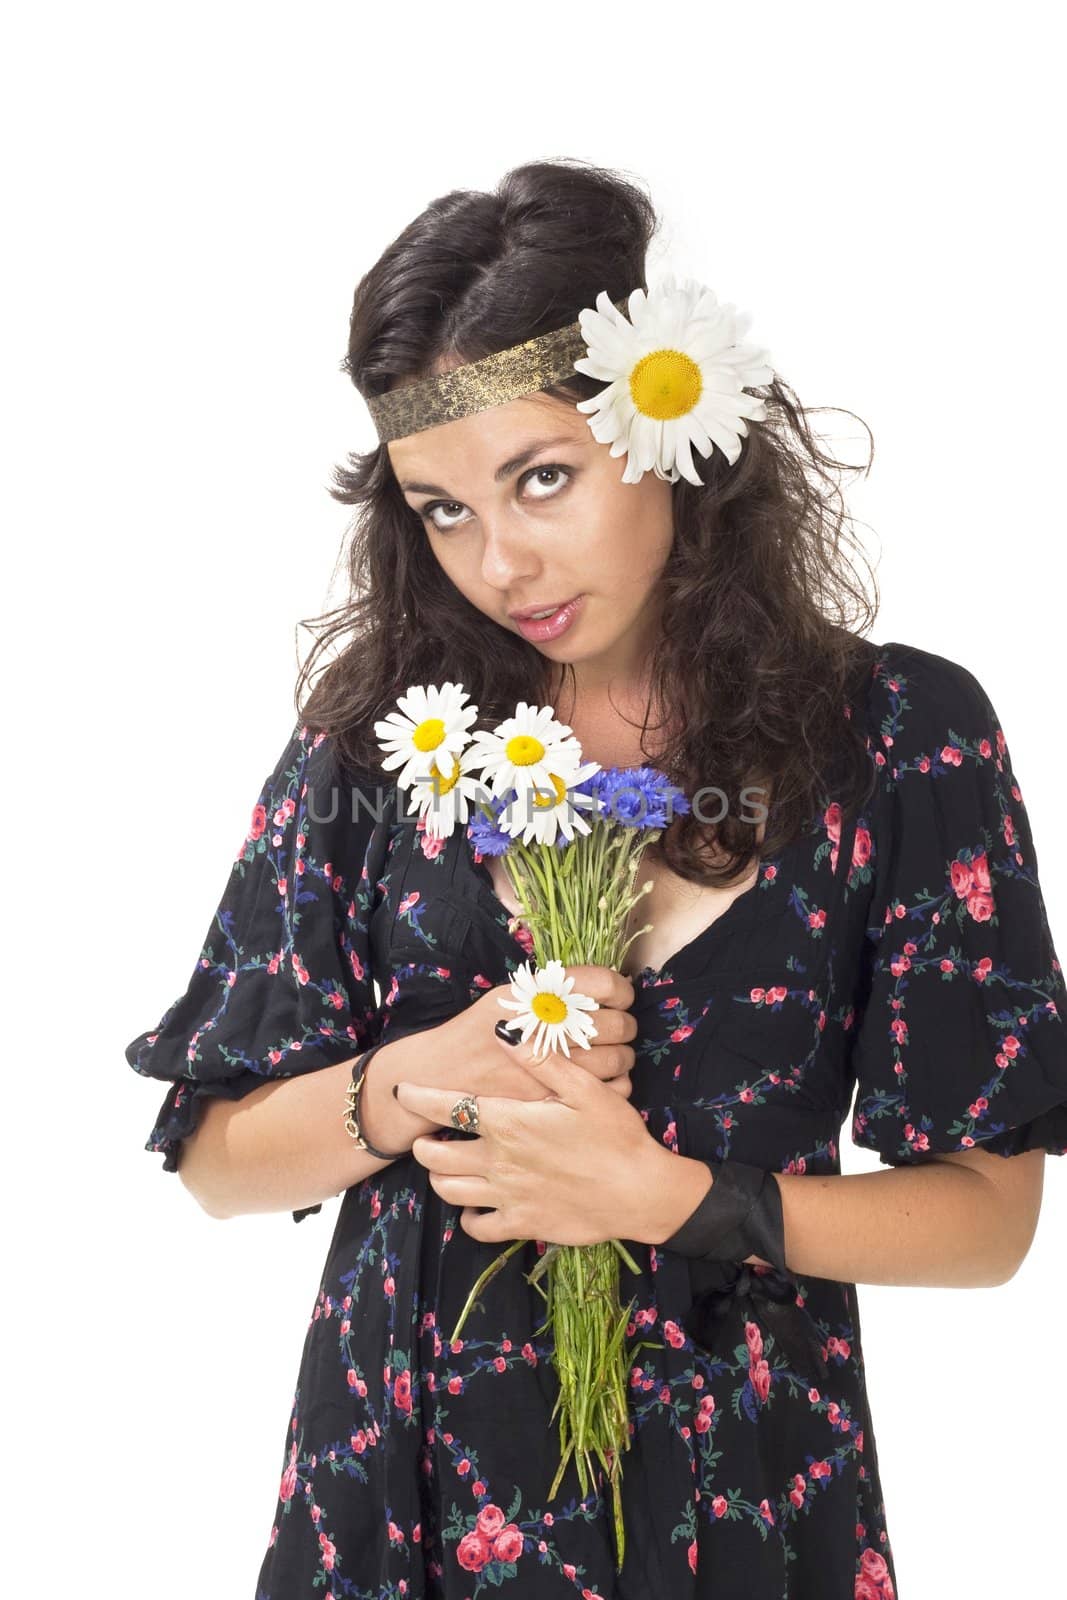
left=483, top=846, right=762, bottom=980
left=483, top=703, right=770, bottom=979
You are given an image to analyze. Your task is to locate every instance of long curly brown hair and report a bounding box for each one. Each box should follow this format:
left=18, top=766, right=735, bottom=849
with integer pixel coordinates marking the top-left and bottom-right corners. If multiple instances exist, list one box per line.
left=297, top=157, right=883, bottom=888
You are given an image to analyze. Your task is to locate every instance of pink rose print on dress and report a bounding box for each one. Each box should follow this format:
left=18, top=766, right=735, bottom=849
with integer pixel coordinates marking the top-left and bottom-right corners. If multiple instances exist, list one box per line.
left=416, top=818, right=449, bottom=861
left=278, top=1443, right=299, bottom=1504
left=456, top=1503, right=526, bottom=1572
left=825, top=800, right=843, bottom=874
left=751, top=1359, right=772, bottom=1403
left=855, top=1543, right=895, bottom=1599
left=393, top=1369, right=413, bottom=1416
left=492, top=1523, right=525, bottom=1562
left=950, top=852, right=995, bottom=922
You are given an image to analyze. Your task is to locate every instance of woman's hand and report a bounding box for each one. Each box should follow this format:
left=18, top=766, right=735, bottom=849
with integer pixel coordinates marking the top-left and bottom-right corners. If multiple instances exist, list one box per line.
left=357, top=965, right=637, bottom=1158
left=434, top=964, right=638, bottom=1105
left=395, top=1038, right=662, bottom=1248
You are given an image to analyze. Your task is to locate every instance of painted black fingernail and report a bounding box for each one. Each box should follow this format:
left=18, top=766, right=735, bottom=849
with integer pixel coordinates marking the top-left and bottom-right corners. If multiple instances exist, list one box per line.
left=494, top=1019, right=520, bottom=1045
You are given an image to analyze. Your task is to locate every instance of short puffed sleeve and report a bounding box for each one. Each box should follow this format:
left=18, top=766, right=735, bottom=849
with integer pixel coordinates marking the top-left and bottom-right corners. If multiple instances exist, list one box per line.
left=124, top=722, right=391, bottom=1219
left=848, top=643, right=1067, bottom=1164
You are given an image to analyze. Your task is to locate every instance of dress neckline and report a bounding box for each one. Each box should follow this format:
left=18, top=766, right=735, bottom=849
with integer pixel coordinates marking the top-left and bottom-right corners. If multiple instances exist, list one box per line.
left=628, top=878, right=760, bottom=987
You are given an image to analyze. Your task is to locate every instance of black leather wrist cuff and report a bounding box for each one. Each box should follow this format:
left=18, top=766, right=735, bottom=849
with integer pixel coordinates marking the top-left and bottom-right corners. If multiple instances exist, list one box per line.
left=661, top=1158, right=787, bottom=1271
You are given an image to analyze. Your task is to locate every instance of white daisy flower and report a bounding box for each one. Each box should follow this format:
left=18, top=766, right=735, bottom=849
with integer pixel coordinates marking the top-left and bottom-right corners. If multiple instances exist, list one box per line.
left=400, top=743, right=492, bottom=842
left=374, top=682, right=480, bottom=792
left=465, top=701, right=586, bottom=802
left=572, top=273, right=775, bottom=487
left=498, top=760, right=603, bottom=846
left=496, top=958, right=600, bottom=1060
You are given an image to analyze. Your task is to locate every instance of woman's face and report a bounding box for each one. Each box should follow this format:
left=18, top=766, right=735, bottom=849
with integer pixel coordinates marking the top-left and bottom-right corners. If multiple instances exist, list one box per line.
left=387, top=391, right=675, bottom=696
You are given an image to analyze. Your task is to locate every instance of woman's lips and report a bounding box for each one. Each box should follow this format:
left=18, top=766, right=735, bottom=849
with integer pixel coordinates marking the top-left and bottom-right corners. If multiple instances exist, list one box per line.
left=512, top=594, right=585, bottom=641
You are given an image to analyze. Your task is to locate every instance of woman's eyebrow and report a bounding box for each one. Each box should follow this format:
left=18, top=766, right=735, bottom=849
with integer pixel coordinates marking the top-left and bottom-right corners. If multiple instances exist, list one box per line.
left=399, top=433, right=582, bottom=495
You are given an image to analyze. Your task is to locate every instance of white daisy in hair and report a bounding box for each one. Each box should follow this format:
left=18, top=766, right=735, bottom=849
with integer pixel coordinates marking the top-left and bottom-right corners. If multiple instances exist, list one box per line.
left=497, top=958, right=600, bottom=1060
left=498, top=761, right=604, bottom=846
left=572, top=272, right=776, bottom=486
left=466, top=701, right=585, bottom=803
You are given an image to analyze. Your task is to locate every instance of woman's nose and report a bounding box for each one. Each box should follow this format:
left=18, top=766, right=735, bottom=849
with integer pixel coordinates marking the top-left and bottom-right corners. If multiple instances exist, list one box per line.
left=478, top=516, right=542, bottom=591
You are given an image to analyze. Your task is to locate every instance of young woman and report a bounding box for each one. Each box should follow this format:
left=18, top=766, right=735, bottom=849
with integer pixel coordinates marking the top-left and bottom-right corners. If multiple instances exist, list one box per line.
left=126, top=159, right=1067, bottom=1599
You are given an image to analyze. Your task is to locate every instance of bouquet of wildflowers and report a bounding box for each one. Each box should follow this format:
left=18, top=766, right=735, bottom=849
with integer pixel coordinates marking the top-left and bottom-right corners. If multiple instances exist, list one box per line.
left=375, top=682, right=690, bottom=1569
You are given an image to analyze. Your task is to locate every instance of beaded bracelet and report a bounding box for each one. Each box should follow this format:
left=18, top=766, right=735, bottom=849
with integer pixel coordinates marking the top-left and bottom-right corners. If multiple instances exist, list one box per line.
left=342, top=1042, right=409, bottom=1161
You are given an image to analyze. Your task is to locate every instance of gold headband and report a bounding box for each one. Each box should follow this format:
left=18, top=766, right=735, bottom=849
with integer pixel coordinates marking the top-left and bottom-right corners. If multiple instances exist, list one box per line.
left=365, top=297, right=631, bottom=443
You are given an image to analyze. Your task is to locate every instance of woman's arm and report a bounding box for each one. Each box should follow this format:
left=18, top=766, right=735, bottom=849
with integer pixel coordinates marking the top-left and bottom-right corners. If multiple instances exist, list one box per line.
left=176, top=1034, right=446, bottom=1219
left=639, top=1145, right=1046, bottom=1288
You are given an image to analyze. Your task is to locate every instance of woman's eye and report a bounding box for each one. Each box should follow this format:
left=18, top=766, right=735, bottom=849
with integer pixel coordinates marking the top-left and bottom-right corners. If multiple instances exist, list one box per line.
left=419, top=464, right=573, bottom=532
left=423, top=500, right=468, bottom=531
left=524, top=464, right=570, bottom=497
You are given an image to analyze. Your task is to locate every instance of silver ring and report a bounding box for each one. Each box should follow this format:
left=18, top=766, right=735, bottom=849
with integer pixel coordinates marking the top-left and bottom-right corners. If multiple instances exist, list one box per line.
left=450, top=1094, right=480, bottom=1134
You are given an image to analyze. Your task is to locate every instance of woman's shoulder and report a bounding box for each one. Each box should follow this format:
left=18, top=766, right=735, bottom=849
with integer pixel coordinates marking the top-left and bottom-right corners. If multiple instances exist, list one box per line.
left=263, top=720, right=397, bottom=868
left=868, top=637, right=994, bottom=708
left=276, top=717, right=394, bottom=805
left=304, top=725, right=389, bottom=799
left=857, top=637, right=1001, bottom=775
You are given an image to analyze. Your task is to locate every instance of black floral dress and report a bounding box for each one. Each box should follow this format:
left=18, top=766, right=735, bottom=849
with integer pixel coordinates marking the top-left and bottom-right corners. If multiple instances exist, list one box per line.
left=126, top=640, right=1067, bottom=1600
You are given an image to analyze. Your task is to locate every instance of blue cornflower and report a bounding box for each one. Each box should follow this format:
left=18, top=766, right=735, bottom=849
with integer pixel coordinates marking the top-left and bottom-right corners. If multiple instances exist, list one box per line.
left=465, top=792, right=514, bottom=858
left=583, top=765, right=691, bottom=831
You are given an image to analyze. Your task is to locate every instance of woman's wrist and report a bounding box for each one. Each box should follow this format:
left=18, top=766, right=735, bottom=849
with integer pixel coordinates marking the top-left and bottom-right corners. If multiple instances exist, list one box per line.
left=639, top=1151, right=716, bottom=1245
left=355, top=1034, right=447, bottom=1156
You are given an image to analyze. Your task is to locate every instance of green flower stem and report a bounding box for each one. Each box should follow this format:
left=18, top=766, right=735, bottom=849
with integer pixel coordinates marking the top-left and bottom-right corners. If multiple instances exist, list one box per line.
left=447, top=1238, right=527, bottom=1345
left=449, top=818, right=666, bottom=1574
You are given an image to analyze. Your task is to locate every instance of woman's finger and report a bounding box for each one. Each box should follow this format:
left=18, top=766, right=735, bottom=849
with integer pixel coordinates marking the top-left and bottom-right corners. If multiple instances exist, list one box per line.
left=573, top=1045, right=633, bottom=1081
left=398, top=1079, right=547, bottom=1141
left=566, top=964, right=636, bottom=1014
left=410, top=1130, right=492, bottom=1176
left=460, top=1206, right=514, bottom=1245
left=426, top=1170, right=495, bottom=1206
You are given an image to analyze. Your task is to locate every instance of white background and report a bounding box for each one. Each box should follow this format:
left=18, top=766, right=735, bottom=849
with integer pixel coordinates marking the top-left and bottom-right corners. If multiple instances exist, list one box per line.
left=5, top=2, right=1064, bottom=1595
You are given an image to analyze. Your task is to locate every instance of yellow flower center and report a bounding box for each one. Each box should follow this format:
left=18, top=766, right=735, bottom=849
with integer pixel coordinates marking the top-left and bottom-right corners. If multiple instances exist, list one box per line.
left=629, top=348, right=703, bottom=420
left=531, top=992, right=568, bottom=1025
left=429, top=755, right=460, bottom=795
left=505, top=733, right=546, bottom=767
left=532, top=773, right=568, bottom=810
left=412, top=717, right=446, bottom=752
